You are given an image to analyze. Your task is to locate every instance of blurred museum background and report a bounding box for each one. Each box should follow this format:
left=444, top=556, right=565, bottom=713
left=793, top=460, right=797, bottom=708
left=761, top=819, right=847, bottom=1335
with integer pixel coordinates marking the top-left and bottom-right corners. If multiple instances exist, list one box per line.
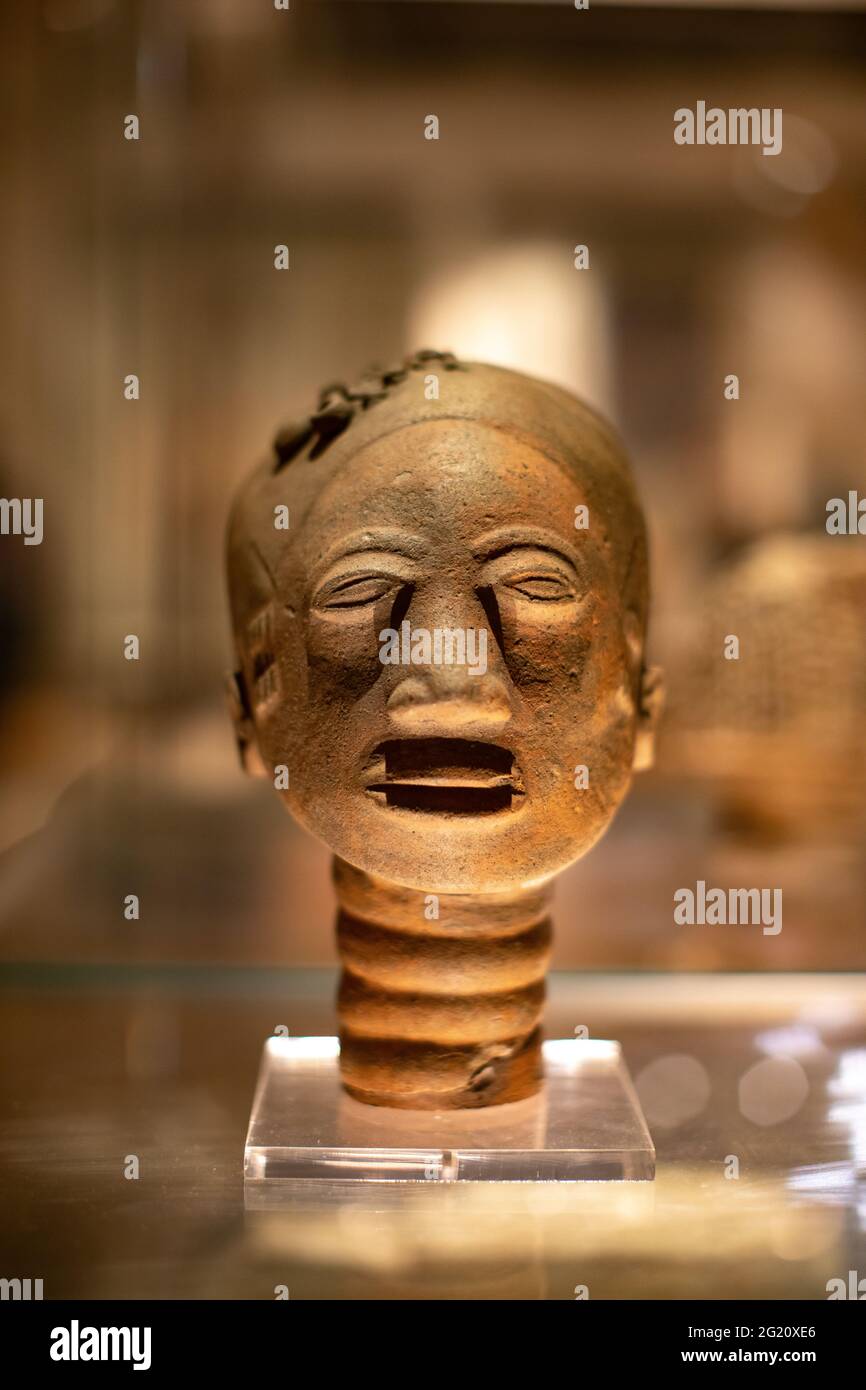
left=1, top=0, right=864, bottom=970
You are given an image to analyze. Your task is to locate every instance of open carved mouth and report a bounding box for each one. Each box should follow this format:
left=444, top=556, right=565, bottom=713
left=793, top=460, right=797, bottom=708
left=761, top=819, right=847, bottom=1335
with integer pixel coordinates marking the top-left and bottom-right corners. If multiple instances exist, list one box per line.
left=363, top=738, right=524, bottom=816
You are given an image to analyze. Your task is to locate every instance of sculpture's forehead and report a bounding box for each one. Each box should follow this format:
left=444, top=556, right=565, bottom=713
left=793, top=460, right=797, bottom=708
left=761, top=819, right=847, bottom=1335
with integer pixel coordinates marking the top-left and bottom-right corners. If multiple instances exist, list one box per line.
left=295, top=417, right=587, bottom=541
left=228, top=401, right=645, bottom=628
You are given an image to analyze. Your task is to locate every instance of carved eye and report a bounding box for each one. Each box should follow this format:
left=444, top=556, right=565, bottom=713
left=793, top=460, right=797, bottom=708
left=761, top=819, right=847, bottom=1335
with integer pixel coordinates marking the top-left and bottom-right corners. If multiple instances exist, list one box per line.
left=502, top=572, right=575, bottom=602
left=318, top=574, right=396, bottom=610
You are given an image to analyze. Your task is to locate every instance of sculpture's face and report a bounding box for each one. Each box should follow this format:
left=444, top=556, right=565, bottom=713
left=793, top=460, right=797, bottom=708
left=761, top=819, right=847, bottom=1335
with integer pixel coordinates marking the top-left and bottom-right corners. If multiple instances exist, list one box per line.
left=239, top=417, right=644, bottom=893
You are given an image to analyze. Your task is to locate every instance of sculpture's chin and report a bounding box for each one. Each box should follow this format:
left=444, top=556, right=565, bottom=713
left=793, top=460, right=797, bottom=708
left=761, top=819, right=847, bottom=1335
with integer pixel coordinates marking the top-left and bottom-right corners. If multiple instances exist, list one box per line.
left=289, top=786, right=617, bottom=896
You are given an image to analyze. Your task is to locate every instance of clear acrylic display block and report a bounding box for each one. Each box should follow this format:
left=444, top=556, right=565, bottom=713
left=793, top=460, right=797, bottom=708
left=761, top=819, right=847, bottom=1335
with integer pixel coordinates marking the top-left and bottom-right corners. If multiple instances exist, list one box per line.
left=244, top=1037, right=654, bottom=1182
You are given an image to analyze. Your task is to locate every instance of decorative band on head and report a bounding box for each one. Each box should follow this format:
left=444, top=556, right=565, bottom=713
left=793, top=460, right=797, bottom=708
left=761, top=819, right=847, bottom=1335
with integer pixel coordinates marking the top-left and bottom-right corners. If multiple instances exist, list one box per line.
left=272, top=349, right=466, bottom=470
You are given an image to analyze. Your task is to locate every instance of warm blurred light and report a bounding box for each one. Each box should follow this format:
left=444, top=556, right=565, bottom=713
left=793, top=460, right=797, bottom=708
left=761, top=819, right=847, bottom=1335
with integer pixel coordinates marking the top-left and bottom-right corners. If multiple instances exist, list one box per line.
left=755, top=1024, right=827, bottom=1059
left=733, top=115, right=836, bottom=216
left=739, top=1056, right=809, bottom=1126
left=544, top=1038, right=620, bottom=1065
left=267, top=1036, right=340, bottom=1061
left=787, top=1049, right=866, bottom=1229
left=763, top=115, right=837, bottom=195
left=635, top=1054, right=711, bottom=1126
left=409, top=242, right=612, bottom=411
left=828, top=1050, right=866, bottom=1216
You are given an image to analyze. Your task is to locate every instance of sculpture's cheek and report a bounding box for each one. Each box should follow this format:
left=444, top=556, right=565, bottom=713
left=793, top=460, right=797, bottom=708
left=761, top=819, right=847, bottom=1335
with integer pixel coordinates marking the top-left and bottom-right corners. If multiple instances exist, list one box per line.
left=305, top=637, right=384, bottom=708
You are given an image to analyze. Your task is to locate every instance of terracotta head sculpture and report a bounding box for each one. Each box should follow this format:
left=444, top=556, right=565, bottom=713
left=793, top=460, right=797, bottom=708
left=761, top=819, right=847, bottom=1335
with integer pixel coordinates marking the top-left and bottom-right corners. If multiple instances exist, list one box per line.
left=227, top=351, right=659, bottom=1109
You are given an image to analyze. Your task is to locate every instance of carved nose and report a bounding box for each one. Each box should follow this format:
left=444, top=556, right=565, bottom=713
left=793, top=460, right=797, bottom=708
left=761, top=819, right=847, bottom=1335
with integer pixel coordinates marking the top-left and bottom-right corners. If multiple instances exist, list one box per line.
left=387, top=671, right=512, bottom=730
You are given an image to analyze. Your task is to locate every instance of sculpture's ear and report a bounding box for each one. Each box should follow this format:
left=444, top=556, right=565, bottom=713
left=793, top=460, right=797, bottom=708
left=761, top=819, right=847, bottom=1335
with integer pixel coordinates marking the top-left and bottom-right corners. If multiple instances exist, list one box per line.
left=225, top=670, right=267, bottom=778
left=633, top=663, right=664, bottom=772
